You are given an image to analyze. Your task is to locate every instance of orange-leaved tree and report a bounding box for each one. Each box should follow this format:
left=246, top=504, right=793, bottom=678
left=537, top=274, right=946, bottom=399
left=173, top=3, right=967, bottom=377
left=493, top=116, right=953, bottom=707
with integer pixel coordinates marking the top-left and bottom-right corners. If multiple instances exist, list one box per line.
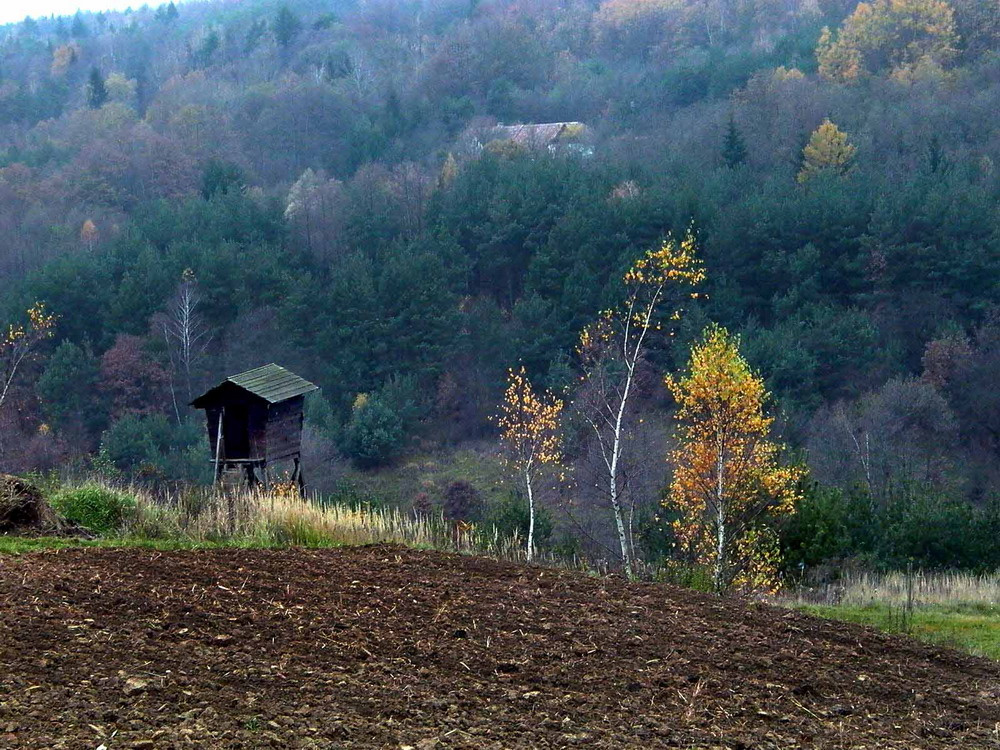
left=578, top=232, right=704, bottom=579
left=0, top=302, right=57, bottom=418
left=497, top=366, right=563, bottom=561
left=80, top=218, right=99, bottom=251
left=664, top=325, right=802, bottom=594
left=816, top=0, right=957, bottom=83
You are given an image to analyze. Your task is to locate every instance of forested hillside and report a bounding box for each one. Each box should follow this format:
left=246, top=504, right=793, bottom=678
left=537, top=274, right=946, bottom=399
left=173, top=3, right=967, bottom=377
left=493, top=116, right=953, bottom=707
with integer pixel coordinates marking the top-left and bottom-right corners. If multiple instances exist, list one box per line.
left=2, top=0, right=1000, bottom=574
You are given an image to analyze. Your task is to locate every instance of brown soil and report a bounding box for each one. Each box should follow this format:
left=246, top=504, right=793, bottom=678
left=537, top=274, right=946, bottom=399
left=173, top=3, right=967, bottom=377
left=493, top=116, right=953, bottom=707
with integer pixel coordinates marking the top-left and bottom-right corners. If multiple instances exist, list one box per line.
left=0, top=546, right=998, bottom=749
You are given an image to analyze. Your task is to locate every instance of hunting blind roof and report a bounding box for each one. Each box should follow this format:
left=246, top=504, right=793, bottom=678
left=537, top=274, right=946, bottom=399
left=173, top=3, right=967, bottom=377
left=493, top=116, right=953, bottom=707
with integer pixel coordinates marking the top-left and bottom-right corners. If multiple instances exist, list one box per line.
left=191, top=363, right=318, bottom=407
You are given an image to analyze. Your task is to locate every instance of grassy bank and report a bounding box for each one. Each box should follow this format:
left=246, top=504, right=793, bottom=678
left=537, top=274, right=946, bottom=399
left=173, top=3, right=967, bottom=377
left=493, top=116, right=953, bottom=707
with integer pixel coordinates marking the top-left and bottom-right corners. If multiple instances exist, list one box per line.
left=786, top=569, right=1000, bottom=660
left=795, top=603, right=1000, bottom=660
left=1, top=479, right=527, bottom=560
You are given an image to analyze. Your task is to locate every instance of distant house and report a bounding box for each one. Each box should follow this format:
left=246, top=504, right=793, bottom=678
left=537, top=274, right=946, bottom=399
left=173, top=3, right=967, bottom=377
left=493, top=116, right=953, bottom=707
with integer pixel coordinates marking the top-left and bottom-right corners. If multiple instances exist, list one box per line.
left=464, top=121, right=595, bottom=157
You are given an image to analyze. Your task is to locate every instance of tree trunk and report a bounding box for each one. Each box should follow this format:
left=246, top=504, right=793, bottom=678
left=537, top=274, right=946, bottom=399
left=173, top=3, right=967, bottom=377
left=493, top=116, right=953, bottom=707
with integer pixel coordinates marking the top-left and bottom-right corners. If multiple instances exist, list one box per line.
left=713, top=440, right=726, bottom=593
left=525, top=467, right=535, bottom=562
left=610, top=400, right=635, bottom=579
left=611, top=489, right=632, bottom=579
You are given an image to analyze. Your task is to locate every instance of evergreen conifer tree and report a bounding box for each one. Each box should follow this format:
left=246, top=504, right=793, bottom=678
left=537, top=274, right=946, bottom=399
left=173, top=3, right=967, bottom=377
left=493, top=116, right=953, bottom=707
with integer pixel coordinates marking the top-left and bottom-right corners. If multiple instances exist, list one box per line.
left=722, top=118, right=748, bottom=168
left=71, top=11, right=88, bottom=38
left=273, top=6, right=302, bottom=49
left=86, top=67, right=108, bottom=109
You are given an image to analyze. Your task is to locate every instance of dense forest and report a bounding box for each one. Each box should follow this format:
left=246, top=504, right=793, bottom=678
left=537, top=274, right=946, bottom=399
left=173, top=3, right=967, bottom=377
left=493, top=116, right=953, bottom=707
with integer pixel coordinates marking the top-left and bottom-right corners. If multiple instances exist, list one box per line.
left=2, top=0, right=999, bottom=575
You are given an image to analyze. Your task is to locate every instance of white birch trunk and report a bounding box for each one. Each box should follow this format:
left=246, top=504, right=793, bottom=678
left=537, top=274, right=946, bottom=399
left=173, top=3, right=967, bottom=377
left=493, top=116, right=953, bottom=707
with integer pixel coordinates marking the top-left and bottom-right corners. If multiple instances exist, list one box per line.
left=525, top=465, right=535, bottom=562
left=713, top=434, right=726, bottom=592
left=609, top=373, right=634, bottom=579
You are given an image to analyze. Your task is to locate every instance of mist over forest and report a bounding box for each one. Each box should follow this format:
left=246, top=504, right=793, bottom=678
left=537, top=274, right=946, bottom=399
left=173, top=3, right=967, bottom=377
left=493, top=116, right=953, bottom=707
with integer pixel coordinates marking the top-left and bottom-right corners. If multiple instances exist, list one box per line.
left=2, top=0, right=1000, bottom=574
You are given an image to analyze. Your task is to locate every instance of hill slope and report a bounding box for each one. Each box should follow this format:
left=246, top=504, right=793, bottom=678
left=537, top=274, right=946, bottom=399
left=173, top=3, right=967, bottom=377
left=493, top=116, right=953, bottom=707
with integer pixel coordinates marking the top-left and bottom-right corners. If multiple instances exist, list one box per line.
left=0, top=546, right=997, bottom=748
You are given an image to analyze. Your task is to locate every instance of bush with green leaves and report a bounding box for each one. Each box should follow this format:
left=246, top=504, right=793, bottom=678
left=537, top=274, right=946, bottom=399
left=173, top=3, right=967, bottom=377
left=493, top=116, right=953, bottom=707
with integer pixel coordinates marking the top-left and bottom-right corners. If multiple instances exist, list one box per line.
left=481, top=491, right=551, bottom=545
left=50, top=484, right=137, bottom=533
left=99, top=414, right=210, bottom=483
left=340, top=395, right=404, bottom=468
left=780, top=484, right=1000, bottom=573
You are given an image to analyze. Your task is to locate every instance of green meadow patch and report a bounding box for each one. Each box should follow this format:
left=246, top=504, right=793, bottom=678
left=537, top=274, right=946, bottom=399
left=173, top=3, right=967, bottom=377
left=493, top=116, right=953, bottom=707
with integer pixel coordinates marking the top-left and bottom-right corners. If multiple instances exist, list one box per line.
left=796, top=602, right=1000, bottom=661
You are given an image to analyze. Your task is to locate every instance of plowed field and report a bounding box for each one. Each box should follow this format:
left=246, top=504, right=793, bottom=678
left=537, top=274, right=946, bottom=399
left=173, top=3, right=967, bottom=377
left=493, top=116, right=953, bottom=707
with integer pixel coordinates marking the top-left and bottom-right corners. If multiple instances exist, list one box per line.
left=1, top=546, right=998, bottom=748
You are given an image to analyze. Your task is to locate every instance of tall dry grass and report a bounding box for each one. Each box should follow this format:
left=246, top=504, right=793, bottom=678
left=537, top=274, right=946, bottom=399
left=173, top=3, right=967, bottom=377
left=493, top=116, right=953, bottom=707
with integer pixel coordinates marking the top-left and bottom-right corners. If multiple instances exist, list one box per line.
left=120, top=482, right=529, bottom=559
left=789, top=568, right=1000, bottom=608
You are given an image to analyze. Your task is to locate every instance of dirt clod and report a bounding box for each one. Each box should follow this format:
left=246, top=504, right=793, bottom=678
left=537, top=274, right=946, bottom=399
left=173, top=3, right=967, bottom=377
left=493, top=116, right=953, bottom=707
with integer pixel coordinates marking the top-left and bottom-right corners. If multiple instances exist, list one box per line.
left=122, top=677, right=151, bottom=696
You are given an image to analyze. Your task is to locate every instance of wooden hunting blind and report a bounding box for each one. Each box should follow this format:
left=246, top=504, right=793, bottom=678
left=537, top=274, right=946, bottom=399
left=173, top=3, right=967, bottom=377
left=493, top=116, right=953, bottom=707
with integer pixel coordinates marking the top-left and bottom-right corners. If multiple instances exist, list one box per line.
left=191, top=363, right=318, bottom=490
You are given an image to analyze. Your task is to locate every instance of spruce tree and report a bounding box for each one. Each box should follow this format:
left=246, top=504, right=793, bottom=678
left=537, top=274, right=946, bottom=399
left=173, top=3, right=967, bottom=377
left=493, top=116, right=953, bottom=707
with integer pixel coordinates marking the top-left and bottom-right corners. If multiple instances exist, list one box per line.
left=273, top=6, right=302, bottom=49
left=722, top=118, right=748, bottom=168
left=86, top=67, right=108, bottom=109
left=71, top=11, right=88, bottom=38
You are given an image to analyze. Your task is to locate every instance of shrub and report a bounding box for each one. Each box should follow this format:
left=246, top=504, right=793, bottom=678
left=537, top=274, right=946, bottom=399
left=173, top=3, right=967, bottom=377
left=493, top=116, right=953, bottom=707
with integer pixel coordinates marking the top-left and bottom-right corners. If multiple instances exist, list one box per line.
left=341, top=395, right=404, bottom=468
left=443, top=480, right=481, bottom=521
left=655, top=560, right=715, bottom=592
left=50, top=484, right=137, bottom=533
left=99, top=414, right=209, bottom=483
left=481, top=492, right=551, bottom=545
left=412, top=491, right=433, bottom=517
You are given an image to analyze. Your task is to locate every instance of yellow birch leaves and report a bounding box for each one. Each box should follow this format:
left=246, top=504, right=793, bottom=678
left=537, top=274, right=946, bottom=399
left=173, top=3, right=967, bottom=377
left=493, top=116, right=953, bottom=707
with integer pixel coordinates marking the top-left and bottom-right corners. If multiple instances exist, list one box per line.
left=1, top=302, right=57, bottom=413
left=664, top=326, right=803, bottom=594
left=4, top=303, right=56, bottom=350
left=497, top=366, right=563, bottom=472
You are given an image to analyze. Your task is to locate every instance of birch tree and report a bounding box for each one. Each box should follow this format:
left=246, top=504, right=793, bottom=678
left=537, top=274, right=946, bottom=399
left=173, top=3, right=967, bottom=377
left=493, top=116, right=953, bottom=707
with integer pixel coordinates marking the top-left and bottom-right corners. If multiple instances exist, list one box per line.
left=664, top=326, right=802, bottom=594
left=577, top=233, right=704, bottom=578
left=497, top=366, right=563, bottom=561
left=159, top=269, right=211, bottom=419
left=285, top=168, right=347, bottom=261
left=0, top=303, right=56, bottom=456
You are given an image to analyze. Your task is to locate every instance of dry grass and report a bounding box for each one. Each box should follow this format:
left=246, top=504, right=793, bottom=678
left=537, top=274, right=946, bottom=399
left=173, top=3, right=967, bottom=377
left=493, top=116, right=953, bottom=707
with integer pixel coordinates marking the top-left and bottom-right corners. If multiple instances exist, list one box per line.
left=789, top=569, right=1000, bottom=608
left=120, top=482, right=529, bottom=560
left=783, top=568, right=1000, bottom=661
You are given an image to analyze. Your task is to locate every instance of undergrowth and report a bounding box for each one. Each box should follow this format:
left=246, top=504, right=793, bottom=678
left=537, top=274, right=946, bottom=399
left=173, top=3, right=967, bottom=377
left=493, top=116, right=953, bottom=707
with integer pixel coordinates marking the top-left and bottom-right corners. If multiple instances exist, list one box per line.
left=2, top=479, right=532, bottom=562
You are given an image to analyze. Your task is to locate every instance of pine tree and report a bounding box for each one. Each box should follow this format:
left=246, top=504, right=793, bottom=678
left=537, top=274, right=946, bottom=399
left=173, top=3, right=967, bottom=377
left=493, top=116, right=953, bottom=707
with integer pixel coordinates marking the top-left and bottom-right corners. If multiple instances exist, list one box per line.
left=37, top=341, right=103, bottom=434
left=927, top=134, right=945, bottom=173
left=722, top=118, right=747, bottom=168
left=194, top=30, right=220, bottom=68
left=71, top=11, right=88, bottom=39
left=86, top=67, right=108, bottom=109
left=797, top=118, right=856, bottom=183
left=155, top=2, right=179, bottom=22
left=273, top=6, right=302, bottom=50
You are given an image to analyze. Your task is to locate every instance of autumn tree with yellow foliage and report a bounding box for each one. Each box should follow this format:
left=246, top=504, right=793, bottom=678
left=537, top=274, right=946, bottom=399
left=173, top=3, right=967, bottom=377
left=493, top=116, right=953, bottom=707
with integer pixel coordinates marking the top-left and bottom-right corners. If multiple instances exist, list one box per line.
left=0, top=303, right=57, bottom=422
left=50, top=43, right=80, bottom=77
left=797, top=119, right=856, bottom=183
left=80, top=219, right=98, bottom=251
left=578, top=232, right=704, bottom=578
left=665, top=326, right=802, bottom=594
left=497, top=366, right=563, bottom=560
left=817, top=0, right=958, bottom=83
